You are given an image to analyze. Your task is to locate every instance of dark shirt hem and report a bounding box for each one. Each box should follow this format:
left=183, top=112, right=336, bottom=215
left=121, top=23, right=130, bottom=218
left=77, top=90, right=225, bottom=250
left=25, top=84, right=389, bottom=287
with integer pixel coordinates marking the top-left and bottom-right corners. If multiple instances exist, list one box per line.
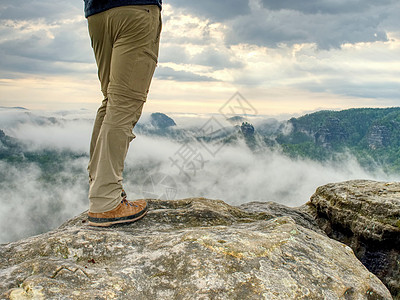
left=84, top=0, right=162, bottom=18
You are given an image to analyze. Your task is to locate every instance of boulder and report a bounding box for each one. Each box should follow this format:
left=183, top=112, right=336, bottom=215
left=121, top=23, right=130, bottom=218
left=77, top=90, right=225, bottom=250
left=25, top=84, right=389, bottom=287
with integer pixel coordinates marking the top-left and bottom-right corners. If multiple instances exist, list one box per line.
left=0, top=198, right=392, bottom=299
left=304, top=180, right=400, bottom=299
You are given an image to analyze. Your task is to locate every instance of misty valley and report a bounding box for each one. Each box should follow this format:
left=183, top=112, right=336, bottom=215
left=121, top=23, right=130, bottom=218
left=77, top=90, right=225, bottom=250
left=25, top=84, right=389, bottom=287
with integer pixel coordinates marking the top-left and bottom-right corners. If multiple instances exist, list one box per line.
left=0, top=106, right=399, bottom=244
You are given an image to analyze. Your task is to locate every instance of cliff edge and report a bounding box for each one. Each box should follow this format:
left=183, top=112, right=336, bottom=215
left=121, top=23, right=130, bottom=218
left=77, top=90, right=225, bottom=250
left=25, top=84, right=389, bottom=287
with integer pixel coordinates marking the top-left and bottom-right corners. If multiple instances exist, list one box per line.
left=0, top=182, right=397, bottom=299
left=304, top=180, right=400, bottom=299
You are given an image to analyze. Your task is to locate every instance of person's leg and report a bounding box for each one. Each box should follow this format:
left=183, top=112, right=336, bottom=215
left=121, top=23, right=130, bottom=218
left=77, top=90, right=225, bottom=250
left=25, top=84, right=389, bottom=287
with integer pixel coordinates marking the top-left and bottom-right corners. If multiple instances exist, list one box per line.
left=89, top=98, right=107, bottom=159
left=88, top=5, right=161, bottom=213
left=87, top=12, right=112, bottom=161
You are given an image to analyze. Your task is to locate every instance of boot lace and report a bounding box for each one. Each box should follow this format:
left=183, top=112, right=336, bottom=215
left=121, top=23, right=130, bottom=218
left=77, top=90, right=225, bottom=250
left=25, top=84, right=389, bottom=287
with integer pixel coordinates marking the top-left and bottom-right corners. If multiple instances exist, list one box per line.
left=121, top=198, right=138, bottom=207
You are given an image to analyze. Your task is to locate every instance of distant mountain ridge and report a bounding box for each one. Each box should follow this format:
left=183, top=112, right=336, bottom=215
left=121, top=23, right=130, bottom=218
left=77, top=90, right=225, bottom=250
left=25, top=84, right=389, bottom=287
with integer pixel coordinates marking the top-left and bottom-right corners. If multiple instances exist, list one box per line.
left=281, top=107, right=400, bottom=148
left=0, top=106, right=28, bottom=110
left=273, top=107, right=400, bottom=172
left=1, top=107, right=400, bottom=173
left=133, top=108, right=400, bottom=173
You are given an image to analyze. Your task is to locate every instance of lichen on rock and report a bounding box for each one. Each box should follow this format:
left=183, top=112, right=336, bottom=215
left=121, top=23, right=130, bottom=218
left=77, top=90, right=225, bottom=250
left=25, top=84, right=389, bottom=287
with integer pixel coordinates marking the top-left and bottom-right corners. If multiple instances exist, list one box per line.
left=0, top=197, right=393, bottom=299
left=304, top=180, right=400, bottom=299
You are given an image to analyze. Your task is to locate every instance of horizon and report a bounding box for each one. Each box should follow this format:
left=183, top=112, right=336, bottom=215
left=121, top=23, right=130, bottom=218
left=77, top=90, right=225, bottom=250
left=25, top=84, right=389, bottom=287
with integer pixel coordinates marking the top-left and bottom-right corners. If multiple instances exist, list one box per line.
left=1, top=103, right=400, bottom=120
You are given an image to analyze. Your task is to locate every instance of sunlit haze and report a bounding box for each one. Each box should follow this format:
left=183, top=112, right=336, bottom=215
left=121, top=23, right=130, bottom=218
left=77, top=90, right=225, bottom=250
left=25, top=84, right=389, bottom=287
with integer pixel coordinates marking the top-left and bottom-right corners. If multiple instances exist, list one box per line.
left=0, top=1, right=399, bottom=115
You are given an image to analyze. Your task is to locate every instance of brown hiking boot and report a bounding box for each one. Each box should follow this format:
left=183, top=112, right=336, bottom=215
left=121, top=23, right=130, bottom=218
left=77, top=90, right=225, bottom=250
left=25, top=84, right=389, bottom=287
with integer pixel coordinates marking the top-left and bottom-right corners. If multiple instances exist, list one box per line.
left=88, top=199, right=148, bottom=227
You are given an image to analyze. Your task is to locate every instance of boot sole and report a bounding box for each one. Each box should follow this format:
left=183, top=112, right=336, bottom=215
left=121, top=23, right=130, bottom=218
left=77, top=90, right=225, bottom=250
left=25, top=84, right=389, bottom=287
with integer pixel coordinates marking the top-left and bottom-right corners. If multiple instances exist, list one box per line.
left=88, top=209, right=148, bottom=227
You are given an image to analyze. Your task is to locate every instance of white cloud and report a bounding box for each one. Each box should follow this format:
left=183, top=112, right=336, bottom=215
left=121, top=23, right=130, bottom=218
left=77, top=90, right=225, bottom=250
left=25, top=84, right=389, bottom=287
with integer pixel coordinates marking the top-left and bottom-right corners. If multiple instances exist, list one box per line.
left=0, top=108, right=93, bottom=152
left=0, top=158, right=88, bottom=244
left=127, top=134, right=393, bottom=207
left=157, top=2, right=400, bottom=101
left=0, top=0, right=399, bottom=115
left=0, top=109, right=398, bottom=244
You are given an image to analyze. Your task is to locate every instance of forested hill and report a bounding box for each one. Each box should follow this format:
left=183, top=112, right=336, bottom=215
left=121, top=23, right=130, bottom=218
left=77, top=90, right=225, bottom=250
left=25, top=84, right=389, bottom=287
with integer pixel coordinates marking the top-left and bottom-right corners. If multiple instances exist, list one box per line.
left=1, top=107, right=400, bottom=175
left=275, top=107, right=400, bottom=172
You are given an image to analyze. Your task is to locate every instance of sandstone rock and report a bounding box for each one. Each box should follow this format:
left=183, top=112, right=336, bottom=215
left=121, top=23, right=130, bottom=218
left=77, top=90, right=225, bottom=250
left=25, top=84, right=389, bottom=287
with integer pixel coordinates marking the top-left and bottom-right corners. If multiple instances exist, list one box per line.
left=150, top=112, right=176, bottom=129
left=314, top=117, right=348, bottom=148
left=304, top=180, right=400, bottom=299
left=239, top=201, right=325, bottom=235
left=368, top=125, right=390, bottom=149
left=0, top=198, right=392, bottom=299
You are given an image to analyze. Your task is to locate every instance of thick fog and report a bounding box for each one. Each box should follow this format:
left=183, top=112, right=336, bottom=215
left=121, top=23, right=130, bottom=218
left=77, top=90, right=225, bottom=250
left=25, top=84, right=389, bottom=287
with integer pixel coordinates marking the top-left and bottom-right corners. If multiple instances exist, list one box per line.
left=0, top=108, right=397, bottom=244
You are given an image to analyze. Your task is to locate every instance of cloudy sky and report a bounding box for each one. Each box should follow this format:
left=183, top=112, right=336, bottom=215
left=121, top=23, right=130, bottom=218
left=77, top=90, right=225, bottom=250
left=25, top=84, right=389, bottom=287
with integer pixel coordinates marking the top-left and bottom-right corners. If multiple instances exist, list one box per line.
left=0, top=0, right=399, bottom=115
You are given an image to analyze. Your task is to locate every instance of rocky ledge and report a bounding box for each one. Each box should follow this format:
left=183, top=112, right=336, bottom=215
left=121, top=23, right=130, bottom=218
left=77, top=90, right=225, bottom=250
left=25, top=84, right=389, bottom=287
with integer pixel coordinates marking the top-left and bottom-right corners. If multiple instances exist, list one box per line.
left=304, top=180, right=400, bottom=299
left=0, top=181, right=397, bottom=299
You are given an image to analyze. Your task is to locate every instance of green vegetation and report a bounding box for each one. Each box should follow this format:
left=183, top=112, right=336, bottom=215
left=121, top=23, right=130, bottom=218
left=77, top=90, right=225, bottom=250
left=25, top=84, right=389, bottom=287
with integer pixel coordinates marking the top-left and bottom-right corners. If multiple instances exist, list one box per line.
left=274, top=107, right=400, bottom=173
left=0, top=129, right=87, bottom=183
left=1, top=107, right=400, bottom=178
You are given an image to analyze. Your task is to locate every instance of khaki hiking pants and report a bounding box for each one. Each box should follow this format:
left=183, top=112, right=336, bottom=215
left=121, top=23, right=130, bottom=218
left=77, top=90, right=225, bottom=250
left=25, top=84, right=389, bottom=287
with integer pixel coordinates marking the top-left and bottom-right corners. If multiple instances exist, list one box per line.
left=87, top=5, right=161, bottom=213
